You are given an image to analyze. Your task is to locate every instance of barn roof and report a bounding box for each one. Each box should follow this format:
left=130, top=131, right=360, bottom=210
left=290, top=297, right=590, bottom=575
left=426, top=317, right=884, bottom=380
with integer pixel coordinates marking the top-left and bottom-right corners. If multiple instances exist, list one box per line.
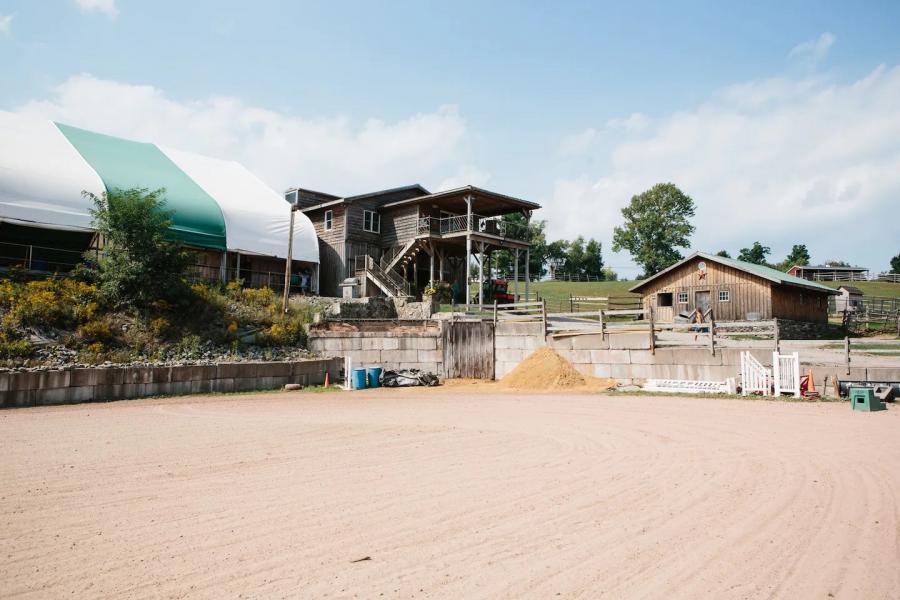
left=838, top=286, right=864, bottom=295
left=629, top=252, right=838, bottom=294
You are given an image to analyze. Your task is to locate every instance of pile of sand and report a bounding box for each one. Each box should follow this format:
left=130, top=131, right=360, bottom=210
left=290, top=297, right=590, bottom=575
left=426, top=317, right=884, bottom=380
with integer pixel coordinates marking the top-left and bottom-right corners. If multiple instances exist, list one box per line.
left=498, top=347, right=617, bottom=392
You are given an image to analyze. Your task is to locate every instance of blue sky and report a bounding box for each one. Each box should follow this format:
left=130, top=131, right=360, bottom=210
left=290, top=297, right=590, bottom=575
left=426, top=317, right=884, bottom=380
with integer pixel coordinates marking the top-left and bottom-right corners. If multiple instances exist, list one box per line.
left=2, top=0, right=899, bottom=274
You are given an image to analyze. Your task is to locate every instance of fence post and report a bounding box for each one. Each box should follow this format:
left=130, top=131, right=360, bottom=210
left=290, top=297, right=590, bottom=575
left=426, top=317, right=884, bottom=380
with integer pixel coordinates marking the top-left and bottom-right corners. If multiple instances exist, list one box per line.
left=773, top=351, right=781, bottom=396
left=493, top=300, right=498, bottom=326
left=541, top=299, right=547, bottom=340
left=709, top=310, right=716, bottom=356
left=792, top=351, right=801, bottom=398
left=599, top=309, right=604, bottom=340
left=569, top=294, right=574, bottom=313
left=773, top=319, right=780, bottom=353
left=649, top=305, right=656, bottom=355
left=844, top=336, right=850, bottom=375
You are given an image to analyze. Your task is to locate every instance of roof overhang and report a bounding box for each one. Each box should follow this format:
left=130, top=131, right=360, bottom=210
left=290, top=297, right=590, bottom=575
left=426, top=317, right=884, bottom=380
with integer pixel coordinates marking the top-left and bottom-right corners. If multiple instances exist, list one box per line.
left=381, top=185, right=540, bottom=216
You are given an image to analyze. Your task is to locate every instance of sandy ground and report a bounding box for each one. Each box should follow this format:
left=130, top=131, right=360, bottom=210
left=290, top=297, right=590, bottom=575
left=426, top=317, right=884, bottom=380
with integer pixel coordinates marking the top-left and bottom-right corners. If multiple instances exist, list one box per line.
left=2, top=390, right=900, bottom=599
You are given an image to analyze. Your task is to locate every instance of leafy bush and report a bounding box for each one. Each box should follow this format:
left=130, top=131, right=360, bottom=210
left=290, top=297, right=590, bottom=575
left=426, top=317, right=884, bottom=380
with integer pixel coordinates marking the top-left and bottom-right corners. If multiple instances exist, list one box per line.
left=77, top=317, right=116, bottom=343
left=0, top=279, right=100, bottom=329
left=0, top=331, right=32, bottom=359
left=87, top=187, right=192, bottom=309
left=242, top=286, right=276, bottom=308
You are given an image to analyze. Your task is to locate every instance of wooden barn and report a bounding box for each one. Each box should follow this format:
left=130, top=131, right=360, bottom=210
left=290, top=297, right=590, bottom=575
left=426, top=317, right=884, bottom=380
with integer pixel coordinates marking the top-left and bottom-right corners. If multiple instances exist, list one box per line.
left=630, top=252, right=837, bottom=323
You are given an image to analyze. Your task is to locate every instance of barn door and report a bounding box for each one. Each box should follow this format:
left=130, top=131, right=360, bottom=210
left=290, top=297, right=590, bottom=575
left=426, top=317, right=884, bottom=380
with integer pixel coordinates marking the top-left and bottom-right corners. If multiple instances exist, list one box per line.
left=695, top=291, right=710, bottom=314
left=442, top=321, right=495, bottom=380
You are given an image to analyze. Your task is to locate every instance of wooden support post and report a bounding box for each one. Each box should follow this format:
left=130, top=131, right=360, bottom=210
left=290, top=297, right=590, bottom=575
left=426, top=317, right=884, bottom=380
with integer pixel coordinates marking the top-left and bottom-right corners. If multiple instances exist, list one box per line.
left=513, top=249, right=519, bottom=302
left=478, top=241, right=485, bottom=310
left=235, top=252, right=241, bottom=282
left=599, top=309, right=605, bottom=340
left=709, top=310, right=716, bottom=356
left=465, top=194, right=472, bottom=309
left=844, top=336, right=851, bottom=375
left=428, top=243, right=435, bottom=288
left=541, top=299, right=547, bottom=340
left=649, top=305, right=656, bottom=355
left=525, top=248, right=530, bottom=301
left=493, top=300, right=498, bottom=325
left=282, top=206, right=296, bottom=313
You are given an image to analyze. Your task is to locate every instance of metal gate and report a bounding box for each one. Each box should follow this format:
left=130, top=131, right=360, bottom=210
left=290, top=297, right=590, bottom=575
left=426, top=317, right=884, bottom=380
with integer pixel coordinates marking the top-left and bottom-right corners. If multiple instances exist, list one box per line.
left=442, top=321, right=495, bottom=379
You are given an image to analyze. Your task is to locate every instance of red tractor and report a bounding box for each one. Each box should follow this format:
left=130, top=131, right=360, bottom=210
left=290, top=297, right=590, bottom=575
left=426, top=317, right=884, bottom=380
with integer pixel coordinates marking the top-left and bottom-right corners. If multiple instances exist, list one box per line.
left=473, top=278, right=515, bottom=304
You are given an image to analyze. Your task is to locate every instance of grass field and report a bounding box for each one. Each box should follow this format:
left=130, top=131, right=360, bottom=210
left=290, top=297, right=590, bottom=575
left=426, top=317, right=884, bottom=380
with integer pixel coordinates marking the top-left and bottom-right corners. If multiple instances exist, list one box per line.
left=820, top=280, right=900, bottom=298
left=528, top=280, right=641, bottom=311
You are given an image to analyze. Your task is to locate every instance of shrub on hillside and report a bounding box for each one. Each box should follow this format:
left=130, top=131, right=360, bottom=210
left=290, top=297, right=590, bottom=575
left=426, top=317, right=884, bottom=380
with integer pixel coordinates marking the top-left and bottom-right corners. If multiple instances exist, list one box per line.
left=86, top=187, right=192, bottom=310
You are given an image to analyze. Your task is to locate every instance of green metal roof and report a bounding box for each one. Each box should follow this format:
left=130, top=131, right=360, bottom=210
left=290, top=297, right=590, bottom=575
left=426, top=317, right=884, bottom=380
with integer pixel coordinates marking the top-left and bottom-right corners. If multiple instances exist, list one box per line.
left=56, top=123, right=227, bottom=251
left=630, top=252, right=838, bottom=294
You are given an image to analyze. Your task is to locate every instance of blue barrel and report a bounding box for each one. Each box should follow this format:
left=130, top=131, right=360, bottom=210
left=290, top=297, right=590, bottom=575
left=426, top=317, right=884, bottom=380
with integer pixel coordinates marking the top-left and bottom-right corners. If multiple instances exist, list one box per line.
left=352, top=368, right=368, bottom=390
left=367, top=367, right=383, bottom=389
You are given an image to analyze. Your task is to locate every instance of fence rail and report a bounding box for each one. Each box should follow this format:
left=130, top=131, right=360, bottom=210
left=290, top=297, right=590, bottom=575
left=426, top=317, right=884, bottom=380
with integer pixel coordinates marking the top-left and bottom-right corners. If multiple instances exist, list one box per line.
left=416, top=214, right=530, bottom=242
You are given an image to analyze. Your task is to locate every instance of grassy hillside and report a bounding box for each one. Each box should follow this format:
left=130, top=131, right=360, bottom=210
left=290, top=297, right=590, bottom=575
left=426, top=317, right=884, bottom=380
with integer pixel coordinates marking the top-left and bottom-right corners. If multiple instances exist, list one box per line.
left=819, top=280, right=900, bottom=299
left=529, top=280, right=643, bottom=312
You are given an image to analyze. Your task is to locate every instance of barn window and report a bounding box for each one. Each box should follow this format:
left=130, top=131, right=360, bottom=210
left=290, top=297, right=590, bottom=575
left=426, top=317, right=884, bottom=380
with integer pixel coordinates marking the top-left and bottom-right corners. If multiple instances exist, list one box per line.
left=657, top=292, right=673, bottom=307
left=677, top=291, right=688, bottom=304
left=718, top=289, right=730, bottom=302
left=324, top=210, right=333, bottom=231
left=363, top=210, right=380, bottom=233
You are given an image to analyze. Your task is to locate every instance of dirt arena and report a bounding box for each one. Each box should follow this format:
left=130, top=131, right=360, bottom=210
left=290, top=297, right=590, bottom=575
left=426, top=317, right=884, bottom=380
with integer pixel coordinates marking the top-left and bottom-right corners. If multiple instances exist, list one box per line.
left=2, top=389, right=899, bottom=599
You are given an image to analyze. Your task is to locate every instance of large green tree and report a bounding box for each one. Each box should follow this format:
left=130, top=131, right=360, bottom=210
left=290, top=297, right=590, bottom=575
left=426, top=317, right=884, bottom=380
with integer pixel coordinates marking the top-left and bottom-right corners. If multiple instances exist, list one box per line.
left=737, top=242, right=771, bottom=265
left=783, top=244, right=811, bottom=268
left=492, top=214, right=547, bottom=279
left=891, top=252, right=900, bottom=274
left=612, top=183, right=696, bottom=277
left=86, top=187, right=191, bottom=309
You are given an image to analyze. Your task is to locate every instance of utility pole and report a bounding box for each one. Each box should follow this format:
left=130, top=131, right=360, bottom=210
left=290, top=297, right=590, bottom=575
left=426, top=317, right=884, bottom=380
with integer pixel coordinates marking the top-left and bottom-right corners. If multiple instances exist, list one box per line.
left=282, top=204, right=297, bottom=313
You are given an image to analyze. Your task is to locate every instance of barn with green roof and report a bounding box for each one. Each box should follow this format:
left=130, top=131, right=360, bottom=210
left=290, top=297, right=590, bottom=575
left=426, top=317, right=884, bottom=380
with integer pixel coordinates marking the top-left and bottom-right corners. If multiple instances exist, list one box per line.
left=630, top=252, right=837, bottom=323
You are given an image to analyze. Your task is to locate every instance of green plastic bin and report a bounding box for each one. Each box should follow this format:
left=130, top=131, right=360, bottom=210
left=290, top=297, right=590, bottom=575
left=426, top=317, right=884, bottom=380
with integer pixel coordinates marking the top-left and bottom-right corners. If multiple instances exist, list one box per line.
left=850, top=387, right=885, bottom=412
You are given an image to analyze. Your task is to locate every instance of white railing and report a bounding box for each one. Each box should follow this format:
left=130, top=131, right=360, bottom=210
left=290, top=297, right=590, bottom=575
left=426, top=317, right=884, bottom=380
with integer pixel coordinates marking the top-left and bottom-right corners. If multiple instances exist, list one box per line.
left=740, top=352, right=771, bottom=396
left=772, top=351, right=801, bottom=397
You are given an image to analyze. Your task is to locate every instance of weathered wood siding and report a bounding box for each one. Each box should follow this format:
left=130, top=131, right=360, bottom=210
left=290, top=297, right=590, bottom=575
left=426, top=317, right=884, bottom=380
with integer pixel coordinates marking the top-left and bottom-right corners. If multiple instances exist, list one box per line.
left=639, top=257, right=772, bottom=321
left=306, top=205, right=346, bottom=297
left=380, top=205, right=419, bottom=247
left=345, top=198, right=383, bottom=247
left=770, top=285, right=830, bottom=323
left=442, top=321, right=495, bottom=379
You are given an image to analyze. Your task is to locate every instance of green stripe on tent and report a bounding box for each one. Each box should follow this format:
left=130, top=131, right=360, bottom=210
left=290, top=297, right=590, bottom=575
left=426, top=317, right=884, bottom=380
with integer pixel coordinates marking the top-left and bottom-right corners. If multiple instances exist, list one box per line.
left=55, top=123, right=227, bottom=251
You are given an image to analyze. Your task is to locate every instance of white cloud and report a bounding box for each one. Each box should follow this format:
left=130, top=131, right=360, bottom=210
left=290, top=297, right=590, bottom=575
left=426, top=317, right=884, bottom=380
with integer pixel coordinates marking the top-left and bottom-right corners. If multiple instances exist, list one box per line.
left=789, top=32, right=835, bottom=67
left=546, top=65, right=900, bottom=273
left=16, top=73, right=475, bottom=196
left=74, top=0, right=119, bottom=19
left=558, top=128, right=597, bottom=156
left=0, top=13, right=14, bottom=35
left=436, top=164, right=491, bottom=192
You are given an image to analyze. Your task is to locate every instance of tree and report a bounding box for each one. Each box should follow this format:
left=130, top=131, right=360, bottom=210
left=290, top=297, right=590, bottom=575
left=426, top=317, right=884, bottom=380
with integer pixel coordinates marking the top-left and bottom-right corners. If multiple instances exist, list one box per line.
left=716, top=250, right=731, bottom=258
left=612, top=183, right=696, bottom=277
left=823, top=259, right=850, bottom=267
left=583, top=239, right=604, bottom=278
left=737, top=242, right=771, bottom=265
left=891, top=253, right=900, bottom=274
left=86, top=187, right=191, bottom=309
left=492, top=215, right=547, bottom=280
left=782, top=244, right=811, bottom=269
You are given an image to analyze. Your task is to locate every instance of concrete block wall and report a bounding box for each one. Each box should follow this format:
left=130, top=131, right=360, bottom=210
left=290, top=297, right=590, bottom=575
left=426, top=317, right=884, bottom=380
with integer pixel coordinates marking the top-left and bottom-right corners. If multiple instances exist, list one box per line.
left=0, top=358, right=342, bottom=409
left=308, top=329, right=443, bottom=374
left=494, top=321, right=547, bottom=379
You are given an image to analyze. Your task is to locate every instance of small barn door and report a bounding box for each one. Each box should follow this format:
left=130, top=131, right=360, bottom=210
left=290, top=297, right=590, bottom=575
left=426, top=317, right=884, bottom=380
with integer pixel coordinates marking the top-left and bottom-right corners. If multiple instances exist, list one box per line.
left=695, top=291, right=710, bottom=314
left=442, top=321, right=495, bottom=380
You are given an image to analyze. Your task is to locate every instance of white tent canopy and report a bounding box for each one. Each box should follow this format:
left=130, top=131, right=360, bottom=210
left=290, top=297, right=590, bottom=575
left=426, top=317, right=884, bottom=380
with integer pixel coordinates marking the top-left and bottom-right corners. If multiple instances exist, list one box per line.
left=160, top=146, right=318, bottom=263
left=0, top=111, right=105, bottom=231
left=0, top=111, right=318, bottom=264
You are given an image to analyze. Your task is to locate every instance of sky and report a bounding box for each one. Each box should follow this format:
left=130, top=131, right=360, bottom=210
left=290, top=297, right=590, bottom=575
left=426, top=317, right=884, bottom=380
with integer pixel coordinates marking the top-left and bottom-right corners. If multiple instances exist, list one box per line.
left=1, top=0, right=899, bottom=275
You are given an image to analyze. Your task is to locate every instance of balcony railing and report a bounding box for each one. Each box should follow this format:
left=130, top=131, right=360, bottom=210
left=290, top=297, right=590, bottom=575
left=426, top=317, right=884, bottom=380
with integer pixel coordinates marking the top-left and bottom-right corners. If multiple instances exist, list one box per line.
left=416, top=214, right=530, bottom=242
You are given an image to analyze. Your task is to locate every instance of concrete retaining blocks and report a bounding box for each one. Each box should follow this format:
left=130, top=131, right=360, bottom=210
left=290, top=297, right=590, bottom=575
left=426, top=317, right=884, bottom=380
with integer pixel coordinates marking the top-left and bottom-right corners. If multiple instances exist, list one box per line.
left=0, top=358, right=342, bottom=409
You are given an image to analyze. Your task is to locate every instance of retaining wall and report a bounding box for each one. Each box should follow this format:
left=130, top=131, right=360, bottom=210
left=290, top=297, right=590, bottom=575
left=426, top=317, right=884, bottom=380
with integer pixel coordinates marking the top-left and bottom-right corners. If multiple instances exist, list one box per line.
left=0, top=358, right=343, bottom=409
left=496, top=322, right=900, bottom=394
left=308, top=320, right=442, bottom=373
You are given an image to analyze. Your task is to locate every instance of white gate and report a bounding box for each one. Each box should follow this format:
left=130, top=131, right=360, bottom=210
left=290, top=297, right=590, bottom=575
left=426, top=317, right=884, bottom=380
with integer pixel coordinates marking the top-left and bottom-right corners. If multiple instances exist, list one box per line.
left=772, top=351, right=801, bottom=398
left=740, top=351, right=771, bottom=396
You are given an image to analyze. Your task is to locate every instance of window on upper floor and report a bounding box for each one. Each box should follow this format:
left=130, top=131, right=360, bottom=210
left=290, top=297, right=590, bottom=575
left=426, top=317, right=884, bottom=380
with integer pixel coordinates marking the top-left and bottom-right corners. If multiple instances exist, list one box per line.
left=324, top=210, right=333, bottom=231
left=363, top=210, right=380, bottom=233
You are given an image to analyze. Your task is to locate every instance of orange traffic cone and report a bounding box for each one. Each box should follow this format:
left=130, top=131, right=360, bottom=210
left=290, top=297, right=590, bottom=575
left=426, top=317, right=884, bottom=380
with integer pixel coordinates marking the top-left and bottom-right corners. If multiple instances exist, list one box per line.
left=324, top=371, right=330, bottom=387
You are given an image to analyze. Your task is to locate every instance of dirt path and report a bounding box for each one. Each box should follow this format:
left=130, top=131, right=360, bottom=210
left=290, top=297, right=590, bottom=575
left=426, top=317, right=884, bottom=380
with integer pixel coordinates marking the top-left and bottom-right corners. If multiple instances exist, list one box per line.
left=2, top=391, right=899, bottom=599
